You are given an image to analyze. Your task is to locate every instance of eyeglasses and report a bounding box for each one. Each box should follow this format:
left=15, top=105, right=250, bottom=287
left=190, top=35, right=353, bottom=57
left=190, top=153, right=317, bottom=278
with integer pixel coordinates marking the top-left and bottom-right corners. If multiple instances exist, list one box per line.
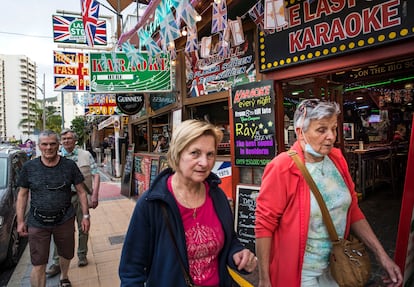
left=46, top=182, right=66, bottom=191
left=297, top=99, right=321, bottom=113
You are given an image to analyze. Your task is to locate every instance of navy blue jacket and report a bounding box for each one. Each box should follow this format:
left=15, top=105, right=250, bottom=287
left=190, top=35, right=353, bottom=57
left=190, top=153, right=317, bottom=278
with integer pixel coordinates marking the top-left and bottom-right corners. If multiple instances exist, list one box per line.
left=119, top=168, right=246, bottom=286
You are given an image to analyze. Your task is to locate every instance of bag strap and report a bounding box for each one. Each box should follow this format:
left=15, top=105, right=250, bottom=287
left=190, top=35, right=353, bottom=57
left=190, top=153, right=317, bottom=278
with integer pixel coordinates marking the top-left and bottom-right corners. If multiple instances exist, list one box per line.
left=287, top=150, right=339, bottom=242
left=160, top=203, right=194, bottom=287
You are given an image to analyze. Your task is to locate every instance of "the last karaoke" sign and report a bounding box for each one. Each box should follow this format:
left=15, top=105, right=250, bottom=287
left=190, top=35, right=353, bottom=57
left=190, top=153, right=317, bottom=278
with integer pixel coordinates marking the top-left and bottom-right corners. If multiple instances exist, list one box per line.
left=232, top=80, right=276, bottom=167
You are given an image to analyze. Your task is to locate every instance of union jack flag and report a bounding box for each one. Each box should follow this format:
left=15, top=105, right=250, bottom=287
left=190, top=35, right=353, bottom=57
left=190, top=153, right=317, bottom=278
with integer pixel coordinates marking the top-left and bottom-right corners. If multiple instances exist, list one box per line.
left=175, top=0, right=198, bottom=27
left=53, top=15, right=107, bottom=45
left=211, top=0, right=227, bottom=34
left=81, top=0, right=100, bottom=47
left=160, top=13, right=180, bottom=51
left=217, top=31, right=230, bottom=58
left=185, top=26, right=198, bottom=53
left=248, top=1, right=275, bottom=35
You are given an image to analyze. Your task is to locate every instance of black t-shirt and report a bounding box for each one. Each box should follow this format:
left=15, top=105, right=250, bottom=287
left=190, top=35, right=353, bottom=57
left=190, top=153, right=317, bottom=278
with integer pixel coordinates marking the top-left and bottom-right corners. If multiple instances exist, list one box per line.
left=18, top=156, right=84, bottom=227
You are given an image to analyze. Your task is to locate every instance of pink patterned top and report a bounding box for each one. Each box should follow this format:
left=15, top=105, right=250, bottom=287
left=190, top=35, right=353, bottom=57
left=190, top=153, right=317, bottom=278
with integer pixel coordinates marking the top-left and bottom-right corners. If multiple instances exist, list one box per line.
left=168, top=176, right=224, bottom=286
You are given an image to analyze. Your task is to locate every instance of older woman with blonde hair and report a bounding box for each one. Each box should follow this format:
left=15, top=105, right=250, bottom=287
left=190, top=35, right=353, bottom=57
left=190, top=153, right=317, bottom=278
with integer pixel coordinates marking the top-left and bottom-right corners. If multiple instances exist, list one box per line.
left=119, top=119, right=257, bottom=287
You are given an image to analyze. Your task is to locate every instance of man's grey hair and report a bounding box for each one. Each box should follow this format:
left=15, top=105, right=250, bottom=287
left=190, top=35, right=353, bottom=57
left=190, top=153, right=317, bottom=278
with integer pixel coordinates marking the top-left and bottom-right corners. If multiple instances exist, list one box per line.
left=39, top=130, right=60, bottom=142
left=60, top=128, right=78, bottom=140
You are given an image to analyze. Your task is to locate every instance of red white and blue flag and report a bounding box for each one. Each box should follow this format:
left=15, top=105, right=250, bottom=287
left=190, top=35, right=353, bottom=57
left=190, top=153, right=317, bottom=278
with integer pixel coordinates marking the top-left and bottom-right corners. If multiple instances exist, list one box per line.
left=53, top=15, right=107, bottom=45
left=211, top=0, right=227, bottom=34
left=248, top=1, right=274, bottom=35
left=81, top=0, right=100, bottom=47
left=185, top=26, right=198, bottom=53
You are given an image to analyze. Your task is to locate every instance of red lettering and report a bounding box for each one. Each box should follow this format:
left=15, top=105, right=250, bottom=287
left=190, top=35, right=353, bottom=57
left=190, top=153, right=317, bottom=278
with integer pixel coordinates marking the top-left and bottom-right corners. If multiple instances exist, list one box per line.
left=363, top=6, right=381, bottom=33
left=316, top=0, right=334, bottom=18
left=330, top=18, right=346, bottom=42
left=314, top=22, right=330, bottom=46
left=288, top=4, right=301, bottom=27
left=303, top=1, right=316, bottom=23
left=344, top=13, right=362, bottom=38
left=289, top=30, right=303, bottom=53
left=382, top=0, right=400, bottom=28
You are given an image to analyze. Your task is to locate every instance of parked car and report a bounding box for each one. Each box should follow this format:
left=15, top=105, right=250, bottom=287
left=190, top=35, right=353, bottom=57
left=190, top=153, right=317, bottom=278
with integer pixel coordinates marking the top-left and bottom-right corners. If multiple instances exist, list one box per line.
left=0, top=146, right=28, bottom=267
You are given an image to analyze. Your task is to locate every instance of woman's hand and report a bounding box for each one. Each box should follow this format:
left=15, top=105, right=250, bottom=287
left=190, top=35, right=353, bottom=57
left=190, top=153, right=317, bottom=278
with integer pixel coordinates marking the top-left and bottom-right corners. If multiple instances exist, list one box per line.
left=232, top=249, right=257, bottom=272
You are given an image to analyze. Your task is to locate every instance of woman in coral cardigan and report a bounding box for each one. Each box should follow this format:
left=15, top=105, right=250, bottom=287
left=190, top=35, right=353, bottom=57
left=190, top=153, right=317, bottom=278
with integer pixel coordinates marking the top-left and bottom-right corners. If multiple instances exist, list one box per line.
left=255, top=99, right=402, bottom=287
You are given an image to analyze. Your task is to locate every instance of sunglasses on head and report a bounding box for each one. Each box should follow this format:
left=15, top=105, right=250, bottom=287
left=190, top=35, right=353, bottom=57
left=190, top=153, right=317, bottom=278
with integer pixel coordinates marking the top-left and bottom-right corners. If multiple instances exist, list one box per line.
left=298, top=99, right=321, bottom=113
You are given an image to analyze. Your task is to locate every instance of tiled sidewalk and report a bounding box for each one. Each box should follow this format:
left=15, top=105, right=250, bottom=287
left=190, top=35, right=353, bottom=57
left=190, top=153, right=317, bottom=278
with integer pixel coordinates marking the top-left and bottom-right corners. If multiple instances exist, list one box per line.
left=8, top=194, right=136, bottom=287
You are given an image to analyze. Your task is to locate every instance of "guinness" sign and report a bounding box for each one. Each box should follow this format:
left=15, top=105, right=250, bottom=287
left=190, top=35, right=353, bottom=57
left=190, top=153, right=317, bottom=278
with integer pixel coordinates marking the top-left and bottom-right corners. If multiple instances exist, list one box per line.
left=116, top=94, right=144, bottom=115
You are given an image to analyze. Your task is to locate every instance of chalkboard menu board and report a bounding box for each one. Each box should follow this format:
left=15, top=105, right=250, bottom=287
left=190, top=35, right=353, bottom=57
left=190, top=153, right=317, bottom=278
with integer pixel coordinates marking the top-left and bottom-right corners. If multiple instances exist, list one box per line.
left=121, top=144, right=135, bottom=197
left=234, top=185, right=260, bottom=253
left=232, top=80, right=276, bottom=167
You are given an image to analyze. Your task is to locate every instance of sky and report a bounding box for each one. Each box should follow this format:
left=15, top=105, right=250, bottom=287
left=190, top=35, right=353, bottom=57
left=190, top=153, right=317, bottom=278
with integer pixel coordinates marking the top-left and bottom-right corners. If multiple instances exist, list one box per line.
left=0, top=0, right=137, bottom=99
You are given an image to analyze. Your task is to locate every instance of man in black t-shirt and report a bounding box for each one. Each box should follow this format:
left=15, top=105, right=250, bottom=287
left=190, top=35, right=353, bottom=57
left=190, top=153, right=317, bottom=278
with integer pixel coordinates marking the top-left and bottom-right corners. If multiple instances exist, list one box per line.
left=16, top=130, right=90, bottom=287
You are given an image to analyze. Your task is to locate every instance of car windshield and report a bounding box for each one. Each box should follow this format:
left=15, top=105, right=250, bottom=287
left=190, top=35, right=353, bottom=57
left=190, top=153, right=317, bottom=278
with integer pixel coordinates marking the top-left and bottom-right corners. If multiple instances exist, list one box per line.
left=0, top=158, right=7, bottom=189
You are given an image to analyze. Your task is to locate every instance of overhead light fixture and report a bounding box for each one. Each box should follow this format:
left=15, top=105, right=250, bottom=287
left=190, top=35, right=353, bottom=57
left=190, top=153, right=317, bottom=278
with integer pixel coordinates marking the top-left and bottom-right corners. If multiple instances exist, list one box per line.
left=181, top=27, right=187, bottom=36
left=356, top=96, right=363, bottom=100
left=196, top=14, right=202, bottom=22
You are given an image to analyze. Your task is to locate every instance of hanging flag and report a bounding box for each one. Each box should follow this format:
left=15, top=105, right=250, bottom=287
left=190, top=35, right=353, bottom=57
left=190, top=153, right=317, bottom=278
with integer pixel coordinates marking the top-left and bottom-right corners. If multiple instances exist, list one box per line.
left=80, top=0, right=100, bottom=47
left=248, top=1, right=274, bottom=35
left=155, top=0, right=169, bottom=24
left=211, top=0, right=228, bottom=34
left=145, top=38, right=162, bottom=58
left=122, top=41, right=145, bottom=67
left=264, top=0, right=276, bottom=29
left=274, top=0, right=288, bottom=27
left=229, top=17, right=244, bottom=46
left=160, top=13, right=181, bottom=51
left=175, top=0, right=199, bottom=27
left=185, top=26, right=199, bottom=53
left=200, top=36, right=212, bottom=58
left=218, top=31, right=230, bottom=58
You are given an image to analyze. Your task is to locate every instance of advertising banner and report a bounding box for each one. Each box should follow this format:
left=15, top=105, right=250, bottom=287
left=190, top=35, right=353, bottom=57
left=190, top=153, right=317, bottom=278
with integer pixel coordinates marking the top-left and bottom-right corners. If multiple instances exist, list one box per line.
left=232, top=80, right=276, bottom=167
left=52, top=14, right=107, bottom=45
left=186, top=31, right=256, bottom=97
left=259, top=0, right=414, bottom=72
left=54, top=51, right=89, bottom=91
left=89, top=52, right=172, bottom=93
left=84, top=93, right=119, bottom=116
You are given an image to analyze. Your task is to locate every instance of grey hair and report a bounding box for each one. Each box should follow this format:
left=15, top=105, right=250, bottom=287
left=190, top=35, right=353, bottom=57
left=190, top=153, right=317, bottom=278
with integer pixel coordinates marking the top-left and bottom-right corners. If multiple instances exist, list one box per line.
left=293, top=99, right=341, bottom=132
left=60, top=128, right=78, bottom=140
left=39, top=130, right=60, bottom=142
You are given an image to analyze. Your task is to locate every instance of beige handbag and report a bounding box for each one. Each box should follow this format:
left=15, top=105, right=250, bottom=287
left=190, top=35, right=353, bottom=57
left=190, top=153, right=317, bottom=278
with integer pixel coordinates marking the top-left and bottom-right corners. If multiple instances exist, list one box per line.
left=288, top=150, right=371, bottom=287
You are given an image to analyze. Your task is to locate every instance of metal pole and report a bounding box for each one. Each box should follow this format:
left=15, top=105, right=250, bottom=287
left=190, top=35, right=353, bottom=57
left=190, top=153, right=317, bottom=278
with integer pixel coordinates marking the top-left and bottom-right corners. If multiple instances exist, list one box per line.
left=42, top=73, right=46, bottom=131
left=61, top=91, right=65, bottom=129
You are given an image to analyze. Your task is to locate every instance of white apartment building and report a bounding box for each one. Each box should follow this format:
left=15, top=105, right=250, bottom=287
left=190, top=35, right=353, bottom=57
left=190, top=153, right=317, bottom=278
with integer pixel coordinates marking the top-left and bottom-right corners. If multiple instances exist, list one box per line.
left=46, top=92, right=85, bottom=129
left=0, top=54, right=37, bottom=142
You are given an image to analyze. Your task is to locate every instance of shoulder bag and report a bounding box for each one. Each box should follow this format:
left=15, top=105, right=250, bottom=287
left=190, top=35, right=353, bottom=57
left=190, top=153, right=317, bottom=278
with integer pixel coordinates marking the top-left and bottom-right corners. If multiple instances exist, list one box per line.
left=288, top=150, right=371, bottom=287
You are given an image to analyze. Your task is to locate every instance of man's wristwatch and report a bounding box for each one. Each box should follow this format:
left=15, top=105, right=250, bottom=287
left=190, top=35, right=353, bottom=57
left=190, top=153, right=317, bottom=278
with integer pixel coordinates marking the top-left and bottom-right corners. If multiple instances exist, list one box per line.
left=83, top=214, right=90, bottom=219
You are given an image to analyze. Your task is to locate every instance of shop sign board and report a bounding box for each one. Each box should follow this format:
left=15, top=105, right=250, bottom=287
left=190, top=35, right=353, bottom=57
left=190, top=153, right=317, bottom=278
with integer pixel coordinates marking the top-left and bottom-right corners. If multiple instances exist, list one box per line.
left=84, top=93, right=119, bottom=116
left=52, top=14, right=107, bottom=46
left=116, top=94, right=145, bottom=115
left=260, top=0, right=414, bottom=72
left=234, top=185, right=260, bottom=253
left=232, top=80, right=276, bottom=167
left=89, top=52, right=172, bottom=93
left=150, top=92, right=176, bottom=111
left=54, top=50, right=89, bottom=91
left=186, top=31, right=256, bottom=97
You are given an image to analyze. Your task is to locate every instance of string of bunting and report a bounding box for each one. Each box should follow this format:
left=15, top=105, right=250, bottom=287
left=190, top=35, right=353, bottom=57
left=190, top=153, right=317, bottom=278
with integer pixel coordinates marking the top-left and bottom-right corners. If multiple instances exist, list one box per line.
left=110, top=0, right=291, bottom=66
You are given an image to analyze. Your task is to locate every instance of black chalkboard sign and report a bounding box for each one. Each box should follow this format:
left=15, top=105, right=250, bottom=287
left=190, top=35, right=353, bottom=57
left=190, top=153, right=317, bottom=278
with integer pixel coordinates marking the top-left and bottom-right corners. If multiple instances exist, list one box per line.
left=232, top=80, right=276, bottom=167
left=121, top=144, right=135, bottom=197
left=234, top=185, right=260, bottom=253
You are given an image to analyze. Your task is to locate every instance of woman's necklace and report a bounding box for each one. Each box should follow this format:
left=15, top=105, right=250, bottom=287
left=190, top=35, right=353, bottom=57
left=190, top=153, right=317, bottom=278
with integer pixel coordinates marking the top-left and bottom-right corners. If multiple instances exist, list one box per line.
left=173, top=181, right=204, bottom=219
left=179, top=193, right=198, bottom=219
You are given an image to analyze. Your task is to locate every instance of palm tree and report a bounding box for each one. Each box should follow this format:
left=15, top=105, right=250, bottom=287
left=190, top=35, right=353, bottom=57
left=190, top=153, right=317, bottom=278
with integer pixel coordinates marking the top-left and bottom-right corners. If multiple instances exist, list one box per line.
left=19, top=103, right=62, bottom=134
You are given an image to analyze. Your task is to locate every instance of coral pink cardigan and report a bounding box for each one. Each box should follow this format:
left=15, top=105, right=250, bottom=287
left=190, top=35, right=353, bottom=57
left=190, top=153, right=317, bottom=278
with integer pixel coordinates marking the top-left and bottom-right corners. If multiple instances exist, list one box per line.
left=255, top=142, right=365, bottom=287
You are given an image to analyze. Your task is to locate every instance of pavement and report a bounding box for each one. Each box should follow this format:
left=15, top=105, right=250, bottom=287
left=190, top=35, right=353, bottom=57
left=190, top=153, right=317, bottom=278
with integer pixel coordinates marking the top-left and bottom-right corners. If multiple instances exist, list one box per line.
left=6, top=169, right=403, bottom=286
